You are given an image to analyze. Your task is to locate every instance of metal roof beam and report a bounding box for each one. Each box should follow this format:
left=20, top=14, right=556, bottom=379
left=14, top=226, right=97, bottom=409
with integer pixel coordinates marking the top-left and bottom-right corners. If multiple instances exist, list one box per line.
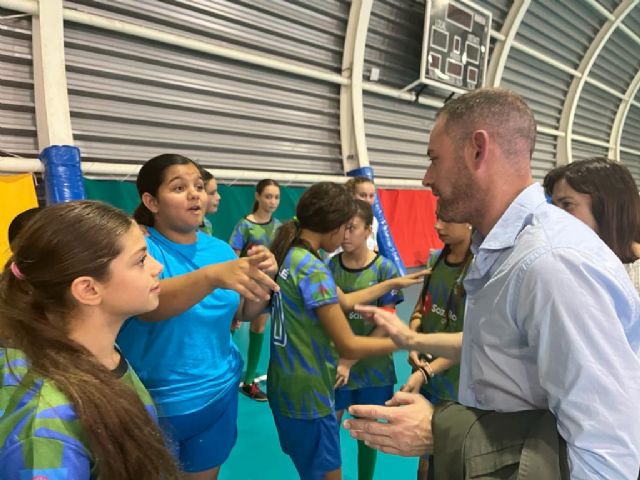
left=557, top=0, right=638, bottom=165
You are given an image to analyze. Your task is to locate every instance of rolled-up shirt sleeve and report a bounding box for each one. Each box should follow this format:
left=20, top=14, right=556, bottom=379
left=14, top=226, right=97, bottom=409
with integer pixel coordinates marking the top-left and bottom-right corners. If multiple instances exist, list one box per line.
left=518, top=249, right=640, bottom=479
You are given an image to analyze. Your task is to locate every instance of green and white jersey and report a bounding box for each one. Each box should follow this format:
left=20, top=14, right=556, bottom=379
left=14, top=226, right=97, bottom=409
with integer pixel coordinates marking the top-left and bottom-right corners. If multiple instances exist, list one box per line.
left=267, top=247, right=339, bottom=419
left=328, top=253, right=403, bottom=390
left=229, top=216, right=282, bottom=257
left=0, top=348, right=156, bottom=479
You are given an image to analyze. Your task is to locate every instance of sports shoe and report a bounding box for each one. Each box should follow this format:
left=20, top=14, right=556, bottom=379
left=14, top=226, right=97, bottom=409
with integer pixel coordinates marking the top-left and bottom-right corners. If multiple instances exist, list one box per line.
left=240, top=382, right=268, bottom=402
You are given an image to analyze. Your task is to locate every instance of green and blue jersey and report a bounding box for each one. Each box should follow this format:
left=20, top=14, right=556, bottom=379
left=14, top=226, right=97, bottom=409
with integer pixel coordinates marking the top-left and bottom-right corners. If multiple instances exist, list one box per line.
left=267, top=247, right=339, bottom=419
left=328, top=253, right=403, bottom=390
left=0, top=348, right=155, bottom=479
left=229, top=217, right=282, bottom=257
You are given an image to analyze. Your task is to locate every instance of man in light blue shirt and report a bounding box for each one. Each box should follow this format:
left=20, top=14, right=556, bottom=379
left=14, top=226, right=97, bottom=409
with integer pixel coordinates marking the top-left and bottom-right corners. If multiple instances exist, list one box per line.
left=345, top=88, right=640, bottom=479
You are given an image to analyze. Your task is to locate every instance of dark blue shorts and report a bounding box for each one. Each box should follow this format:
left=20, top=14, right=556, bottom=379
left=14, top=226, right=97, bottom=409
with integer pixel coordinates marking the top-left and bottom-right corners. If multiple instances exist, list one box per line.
left=334, top=385, right=394, bottom=412
left=159, top=384, right=238, bottom=473
left=272, top=411, right=341, bottom=480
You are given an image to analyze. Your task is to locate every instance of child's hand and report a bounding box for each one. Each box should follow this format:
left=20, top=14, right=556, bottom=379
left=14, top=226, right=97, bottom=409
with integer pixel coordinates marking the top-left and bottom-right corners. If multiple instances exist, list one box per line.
left=230, top=315, right=242, bottom=332
left=400, top=370, right=425, bottom=393
left=334, top=360, right=353, bottom=388
left=407, top=350, right=426, bottom=369
left=394, top=269, right=431, bottom=289
left=246, top=245, right=278, bottom=278
left=208, top=254, right=279, bottom=302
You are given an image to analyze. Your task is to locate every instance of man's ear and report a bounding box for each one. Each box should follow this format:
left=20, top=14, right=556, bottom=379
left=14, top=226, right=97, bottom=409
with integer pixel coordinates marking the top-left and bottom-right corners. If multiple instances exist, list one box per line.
left=470, top=130, right=490, bottom=169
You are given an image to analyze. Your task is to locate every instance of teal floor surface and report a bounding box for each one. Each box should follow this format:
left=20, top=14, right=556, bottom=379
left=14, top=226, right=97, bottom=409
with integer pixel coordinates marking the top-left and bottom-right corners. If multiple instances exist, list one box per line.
left=221, top=281, right=422, bottom=479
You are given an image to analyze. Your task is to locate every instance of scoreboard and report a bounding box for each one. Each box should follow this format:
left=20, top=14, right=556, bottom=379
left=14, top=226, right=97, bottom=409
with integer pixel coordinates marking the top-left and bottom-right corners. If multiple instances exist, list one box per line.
left=419, top=0, right=492, bottom=92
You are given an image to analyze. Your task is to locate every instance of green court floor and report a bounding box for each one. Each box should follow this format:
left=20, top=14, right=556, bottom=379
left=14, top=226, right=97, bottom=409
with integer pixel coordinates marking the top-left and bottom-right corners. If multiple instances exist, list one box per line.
left=222, top=282, right=422, bottom=479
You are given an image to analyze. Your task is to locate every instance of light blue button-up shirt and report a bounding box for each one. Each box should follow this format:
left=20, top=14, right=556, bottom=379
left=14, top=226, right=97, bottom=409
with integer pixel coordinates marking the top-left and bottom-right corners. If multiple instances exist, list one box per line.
left=459, top=183, right=640, bottom=479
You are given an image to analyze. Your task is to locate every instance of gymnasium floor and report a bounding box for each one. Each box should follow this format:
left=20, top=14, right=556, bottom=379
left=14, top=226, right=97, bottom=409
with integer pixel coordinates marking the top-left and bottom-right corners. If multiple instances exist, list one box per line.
left=222, top=281, right=422, bottom=479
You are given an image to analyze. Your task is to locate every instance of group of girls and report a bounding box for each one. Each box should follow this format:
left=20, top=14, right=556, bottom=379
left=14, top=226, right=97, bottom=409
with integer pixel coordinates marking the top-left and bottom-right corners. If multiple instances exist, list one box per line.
left=1, top=155, right=457, bottom=480
left=1, top=153, right=279, bottom=480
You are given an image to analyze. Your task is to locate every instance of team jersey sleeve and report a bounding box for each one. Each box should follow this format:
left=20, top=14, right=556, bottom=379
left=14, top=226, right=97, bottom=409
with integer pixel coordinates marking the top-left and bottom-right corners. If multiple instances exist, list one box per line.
left=0, top=437, right=91, bottom=480
left=426, top=249, right=441, bottom=269
left=378, top=258, right=404, bottom=307
left=326, top=256, right=339, bottom=275
left=228, top=220, right=249, bottom=252
left=298, top=260, right=339, bottom=310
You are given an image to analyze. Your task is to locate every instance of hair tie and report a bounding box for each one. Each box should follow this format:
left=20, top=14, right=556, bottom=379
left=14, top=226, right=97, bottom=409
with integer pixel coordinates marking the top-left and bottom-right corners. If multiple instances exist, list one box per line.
left=10, top=262, right=25, bottom=280
left=292, top=216, right=301, bottom=235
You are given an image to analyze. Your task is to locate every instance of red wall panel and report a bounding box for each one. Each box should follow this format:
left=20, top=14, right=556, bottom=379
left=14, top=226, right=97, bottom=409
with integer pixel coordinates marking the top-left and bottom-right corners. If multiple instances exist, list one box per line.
left=378, top=189, right=443, bottom=267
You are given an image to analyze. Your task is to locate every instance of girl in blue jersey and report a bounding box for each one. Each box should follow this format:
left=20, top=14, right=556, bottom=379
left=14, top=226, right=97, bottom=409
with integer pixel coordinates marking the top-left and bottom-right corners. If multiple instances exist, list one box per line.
left=0, top=201, right=180, bottom=480
left=328, top=199, right=403, bottom=480
left=268, top=182, right=425, bottom=480
left=229, top=179, right=282, bottom=401
left=117, top=154, right=279, bottom=480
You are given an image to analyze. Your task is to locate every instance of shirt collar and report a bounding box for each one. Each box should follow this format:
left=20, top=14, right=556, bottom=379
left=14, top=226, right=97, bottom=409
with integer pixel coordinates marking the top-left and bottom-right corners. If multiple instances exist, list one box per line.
left=471, top=183, right=546, bottom=254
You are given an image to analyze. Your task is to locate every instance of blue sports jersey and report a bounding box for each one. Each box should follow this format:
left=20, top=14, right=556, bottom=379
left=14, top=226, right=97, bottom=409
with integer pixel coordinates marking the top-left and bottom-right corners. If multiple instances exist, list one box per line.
left=117, top=227, right=243, bottom=417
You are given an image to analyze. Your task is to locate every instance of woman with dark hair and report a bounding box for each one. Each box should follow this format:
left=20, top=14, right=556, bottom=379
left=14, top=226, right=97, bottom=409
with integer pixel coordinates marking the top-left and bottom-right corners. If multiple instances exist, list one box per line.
left=543, top=157, right=640, bottom=291
left=0, top=201, right=180, bottom=479
left=117, top=153, right=279, bottom=480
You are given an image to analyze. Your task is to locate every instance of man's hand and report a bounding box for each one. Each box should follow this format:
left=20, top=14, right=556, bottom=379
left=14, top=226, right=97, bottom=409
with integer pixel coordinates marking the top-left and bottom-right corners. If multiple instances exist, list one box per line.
left=356, top=305, right=415, bottom=349
left=342, top=391, right=434, bottom=457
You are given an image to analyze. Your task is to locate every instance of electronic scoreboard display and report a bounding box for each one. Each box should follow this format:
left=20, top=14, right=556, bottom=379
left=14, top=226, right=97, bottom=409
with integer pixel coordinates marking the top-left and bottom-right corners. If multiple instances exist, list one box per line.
left=420, top=0, right=492, bottom=92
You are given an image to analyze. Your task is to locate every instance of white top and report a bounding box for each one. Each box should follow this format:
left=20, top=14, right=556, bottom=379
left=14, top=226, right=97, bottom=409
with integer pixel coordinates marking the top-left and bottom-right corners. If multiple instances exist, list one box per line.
left=367, top=216, right=379, bottom=251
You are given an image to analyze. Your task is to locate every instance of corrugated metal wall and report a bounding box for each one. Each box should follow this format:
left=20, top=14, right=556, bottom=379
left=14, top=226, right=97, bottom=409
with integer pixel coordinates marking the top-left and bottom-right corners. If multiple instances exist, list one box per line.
left=362, top=0, right=511, bottom=180
left=363, top=92, right=435, bottom=179
left=621, top=101, right=640, bottom=186
left=363, top=0, right=437, bottom=179
left=572, top=141, right=608, bottom=163
left=573, top=83, right=619, bottom=144
left=62, top=0, right=349, bottom=174
left=1, top=0, right=639, bottom=186
left=532, top=133, right=558, bottom=181
left=504, top=0, right=601, bottom=180
left=618, top=5, right=640, bottom=187
left=0, top=8, right=37, bottom=158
